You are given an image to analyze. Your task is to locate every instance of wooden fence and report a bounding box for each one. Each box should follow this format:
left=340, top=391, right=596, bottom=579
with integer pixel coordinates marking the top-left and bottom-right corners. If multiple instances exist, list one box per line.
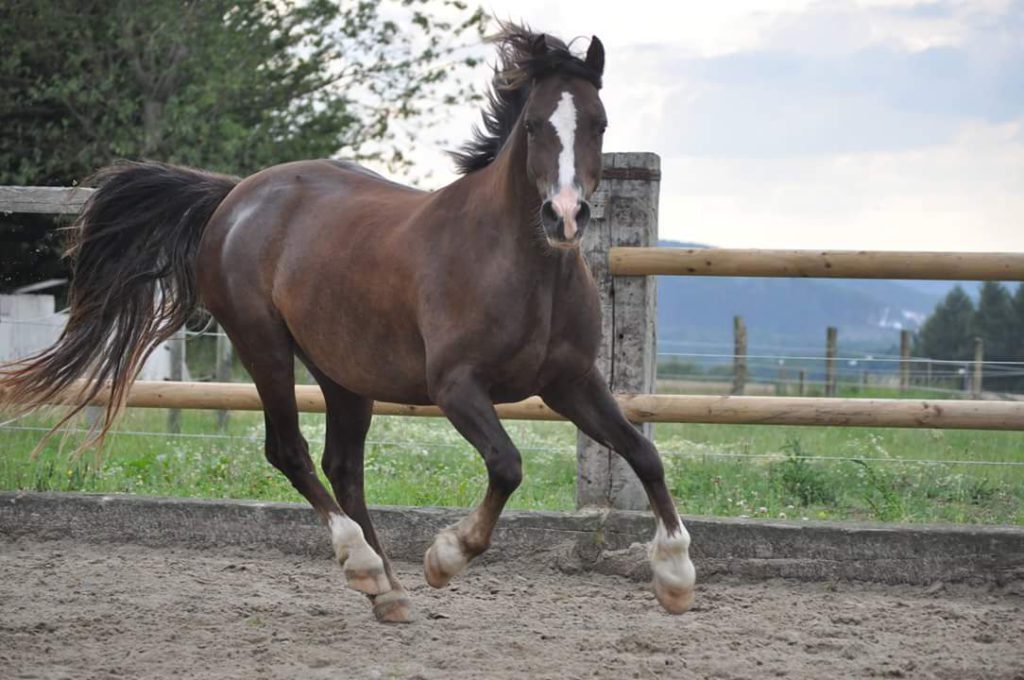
left=16, top=380, right=1018, bottom=430
left=3, top=152, right=1024, bottom=511
left=609, top=247, right=1024, bottom=280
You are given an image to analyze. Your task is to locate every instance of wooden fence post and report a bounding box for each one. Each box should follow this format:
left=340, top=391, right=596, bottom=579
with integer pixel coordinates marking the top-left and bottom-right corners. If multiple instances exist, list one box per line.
left=215, top=325, right=233, bottom=432
left=899, top=330, right=911, bottom=392
left=167, top=326, right=185, bottom=433
left=732, top=315, right=747, bottom=395
left=825, top=326, right=838, bottom=397
left=798, top=370, right=806, bottom=396
left=972, top=337, right=984, bottom=398
left=576, top=152, right=659, bottom=511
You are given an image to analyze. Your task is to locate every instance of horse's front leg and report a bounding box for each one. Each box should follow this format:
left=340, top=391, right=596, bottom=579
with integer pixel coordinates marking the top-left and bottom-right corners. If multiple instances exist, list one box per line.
left=423, top=368, right=522, bottom=588
left=541, top=369, right=696, bottom=614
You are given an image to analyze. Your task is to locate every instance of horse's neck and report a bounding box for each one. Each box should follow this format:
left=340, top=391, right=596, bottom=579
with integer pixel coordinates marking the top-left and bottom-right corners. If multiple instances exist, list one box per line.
left=472, top=126, right=543, bottom=243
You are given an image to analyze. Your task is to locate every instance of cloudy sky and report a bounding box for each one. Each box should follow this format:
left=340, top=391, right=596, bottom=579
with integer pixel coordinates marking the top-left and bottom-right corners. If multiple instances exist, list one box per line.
left=390, top=0, right=1023, bottom=253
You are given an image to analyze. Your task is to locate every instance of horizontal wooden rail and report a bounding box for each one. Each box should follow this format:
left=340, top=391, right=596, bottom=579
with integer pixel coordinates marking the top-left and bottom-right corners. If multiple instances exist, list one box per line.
left=11, top=380, right=1024, bottom=431
left=4, top=187, right=1021, bottom=282
left=609, top=247, right=1024, bottom=281
left=0, top=186, right=93, bottom=214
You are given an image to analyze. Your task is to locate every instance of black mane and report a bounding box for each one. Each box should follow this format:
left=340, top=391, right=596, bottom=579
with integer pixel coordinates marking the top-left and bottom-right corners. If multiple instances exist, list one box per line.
left=450, top=24, right=603, bottom=175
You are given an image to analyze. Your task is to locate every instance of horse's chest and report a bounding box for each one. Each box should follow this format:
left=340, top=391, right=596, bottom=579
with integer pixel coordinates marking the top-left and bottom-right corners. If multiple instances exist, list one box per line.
left=485, top=285, right=601, bottom=399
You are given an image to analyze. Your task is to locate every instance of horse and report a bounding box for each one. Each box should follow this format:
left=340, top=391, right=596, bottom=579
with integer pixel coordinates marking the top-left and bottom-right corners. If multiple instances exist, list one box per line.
left=1, top=24, right=695, bottom=623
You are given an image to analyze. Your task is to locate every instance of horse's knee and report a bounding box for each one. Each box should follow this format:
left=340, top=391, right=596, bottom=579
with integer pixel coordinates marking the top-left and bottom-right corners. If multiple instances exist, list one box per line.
left=488, top=454, right=523, bottom=496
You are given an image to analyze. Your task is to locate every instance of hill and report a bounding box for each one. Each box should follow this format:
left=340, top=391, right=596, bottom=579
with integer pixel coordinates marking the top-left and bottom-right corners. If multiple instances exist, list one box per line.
left=654, top=241, right=949, bottom=352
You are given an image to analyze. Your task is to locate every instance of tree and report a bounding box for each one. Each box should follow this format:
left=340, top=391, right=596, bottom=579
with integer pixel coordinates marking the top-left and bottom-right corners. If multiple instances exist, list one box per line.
left=971, top=282, right=1017, bottom=391
left=914, top=286, right=975, bottom=361
left=1013, top=284, right=1024, bottom=361
left=973, top=282, right=1015, bottom=358
left=0, top=0, right=486, bottom=289
left=1, top=0, right=486, bottom=181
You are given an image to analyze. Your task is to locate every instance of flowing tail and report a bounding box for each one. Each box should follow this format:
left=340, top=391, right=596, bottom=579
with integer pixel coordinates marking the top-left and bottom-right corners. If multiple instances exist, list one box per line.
left=0, top=161, right=238, bottom=446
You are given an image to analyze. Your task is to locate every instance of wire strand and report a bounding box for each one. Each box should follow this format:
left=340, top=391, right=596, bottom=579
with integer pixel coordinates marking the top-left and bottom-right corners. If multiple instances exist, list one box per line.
left=2, top=424, right=1021, bottom=466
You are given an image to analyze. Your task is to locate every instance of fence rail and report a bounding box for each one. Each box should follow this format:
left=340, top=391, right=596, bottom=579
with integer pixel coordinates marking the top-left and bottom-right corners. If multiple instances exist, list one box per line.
left=609, top=247, right=1024, bottom=280
left=9, top=380, right=1023, bottom=431
left=0, top=186, right=92, bottom=214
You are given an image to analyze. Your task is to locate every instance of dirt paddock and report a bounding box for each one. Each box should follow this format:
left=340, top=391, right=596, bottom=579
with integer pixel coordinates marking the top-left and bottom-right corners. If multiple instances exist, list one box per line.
left=1, top=538, right=1022, bottom=679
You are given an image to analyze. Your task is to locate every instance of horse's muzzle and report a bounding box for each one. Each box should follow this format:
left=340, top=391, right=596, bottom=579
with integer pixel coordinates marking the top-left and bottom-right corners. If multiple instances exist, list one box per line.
left=541, top=198, right=591, bottom=246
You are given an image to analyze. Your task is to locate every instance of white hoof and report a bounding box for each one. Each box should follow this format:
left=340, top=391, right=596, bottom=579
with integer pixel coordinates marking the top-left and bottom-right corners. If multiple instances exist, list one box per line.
left=424, top=528, right=469, bottom=588
left=650, top=517, right=696, bottom=614
left=373, top=589, right=413, bottom=623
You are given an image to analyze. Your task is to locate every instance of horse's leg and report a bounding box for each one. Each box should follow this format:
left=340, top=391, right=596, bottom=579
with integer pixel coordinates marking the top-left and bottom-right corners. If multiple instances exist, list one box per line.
left=222, top=318, right=390, bottom=597
left=309, top=369, right=412, bottom=623
left=423, top=370, right=522, bottom=588
left=541, top=369, right=696, bottom=614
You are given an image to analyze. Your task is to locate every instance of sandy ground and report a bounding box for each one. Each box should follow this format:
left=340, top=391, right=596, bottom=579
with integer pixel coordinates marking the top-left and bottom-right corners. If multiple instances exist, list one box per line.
left=1, top=538, right=1022, bottom=680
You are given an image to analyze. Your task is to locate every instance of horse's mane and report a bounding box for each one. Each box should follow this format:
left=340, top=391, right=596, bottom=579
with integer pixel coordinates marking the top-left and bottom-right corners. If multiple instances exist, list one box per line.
left=450, top=23, right=603, bottom=175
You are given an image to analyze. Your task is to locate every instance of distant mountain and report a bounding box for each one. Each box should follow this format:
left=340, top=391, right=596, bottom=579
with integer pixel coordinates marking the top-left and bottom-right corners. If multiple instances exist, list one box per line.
left=653, top=241, right=949, bottom=352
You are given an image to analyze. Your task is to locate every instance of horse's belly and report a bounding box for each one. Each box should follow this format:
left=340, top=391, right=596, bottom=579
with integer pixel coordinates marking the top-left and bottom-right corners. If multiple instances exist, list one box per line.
left=290, top=315, right=433, bottom=404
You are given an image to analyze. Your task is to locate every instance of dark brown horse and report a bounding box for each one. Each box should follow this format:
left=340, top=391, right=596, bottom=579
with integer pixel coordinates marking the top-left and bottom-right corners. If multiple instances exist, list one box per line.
left=2, top=25, right=695, bottom=622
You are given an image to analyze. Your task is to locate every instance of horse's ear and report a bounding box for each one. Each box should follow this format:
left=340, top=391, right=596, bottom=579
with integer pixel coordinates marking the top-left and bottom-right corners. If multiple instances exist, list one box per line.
left=585, top=36, right=605, bottom=76
left=531, top=33, right=548, bottom=57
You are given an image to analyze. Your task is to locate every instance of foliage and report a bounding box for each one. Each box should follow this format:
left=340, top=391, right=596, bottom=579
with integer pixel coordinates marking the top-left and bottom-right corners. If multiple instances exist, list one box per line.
left=853, top=460, right=906, bottom=523
left=1, top=0, right=486, bottom=181
left=914, top=282, right=1024, bottom=392
left=972, top=282, right=1016, bottom=360
left=913, top=285, right=975, bottom=361
left=0, top=0, right=487, bottom=290
left=774, top=437, right=835, bottom=506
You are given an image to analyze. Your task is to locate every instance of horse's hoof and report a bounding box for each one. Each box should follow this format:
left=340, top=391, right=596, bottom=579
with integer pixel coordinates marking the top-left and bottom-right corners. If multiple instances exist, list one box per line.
left=423, top=529, right=468, bottom=589
left=650, top=518, right=696, bottom=615
left=653, top=579, right=695, bottom=614
left=373, top=590, right=413, bottom=624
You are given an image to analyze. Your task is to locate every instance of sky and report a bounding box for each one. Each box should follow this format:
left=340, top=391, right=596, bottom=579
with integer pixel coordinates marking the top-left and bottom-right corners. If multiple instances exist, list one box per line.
left=381, top=0, right=1024, bottom=253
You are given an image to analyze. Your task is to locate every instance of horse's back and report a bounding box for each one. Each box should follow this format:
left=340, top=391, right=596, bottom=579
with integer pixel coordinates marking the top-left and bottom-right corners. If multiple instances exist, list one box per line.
left=201, top=158, right=426, bottom=270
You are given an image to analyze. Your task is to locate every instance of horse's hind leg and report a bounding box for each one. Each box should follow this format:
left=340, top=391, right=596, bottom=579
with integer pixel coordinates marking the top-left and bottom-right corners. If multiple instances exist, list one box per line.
left=218, top=314, right=390, bottom=597
left=308, top=367, right=412, bottom=623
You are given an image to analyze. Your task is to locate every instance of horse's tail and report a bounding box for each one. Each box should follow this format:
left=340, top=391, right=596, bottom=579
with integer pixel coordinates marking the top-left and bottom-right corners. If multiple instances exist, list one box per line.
left=0, top=161, right=238, bottom=447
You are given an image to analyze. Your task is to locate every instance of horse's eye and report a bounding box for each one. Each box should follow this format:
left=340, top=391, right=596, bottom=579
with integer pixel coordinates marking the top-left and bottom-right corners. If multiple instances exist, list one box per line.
left=524, top=120, right=536, bottom=135
left=597, top=121, right=608, bottom=135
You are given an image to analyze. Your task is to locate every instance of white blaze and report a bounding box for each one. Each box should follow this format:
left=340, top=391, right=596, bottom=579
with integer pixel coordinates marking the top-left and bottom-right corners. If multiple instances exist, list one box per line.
left=548, top=91, right=582, bottom=238
left=549, top=91, right=577, bottom=191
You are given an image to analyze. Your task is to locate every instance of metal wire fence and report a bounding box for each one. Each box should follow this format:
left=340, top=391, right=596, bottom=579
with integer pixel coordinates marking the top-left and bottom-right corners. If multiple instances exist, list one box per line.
left=3, top=419, right=1023, bottom=468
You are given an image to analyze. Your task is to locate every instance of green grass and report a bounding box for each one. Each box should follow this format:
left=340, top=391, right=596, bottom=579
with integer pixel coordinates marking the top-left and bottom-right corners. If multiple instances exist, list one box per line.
left=2, top=406, right=1022, bottom=525
left=655, top=423, right=1024, bottom=524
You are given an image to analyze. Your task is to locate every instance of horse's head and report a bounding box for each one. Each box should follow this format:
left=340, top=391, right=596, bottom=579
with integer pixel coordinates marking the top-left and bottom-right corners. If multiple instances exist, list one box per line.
left=451, top=26, right=608, bottom=249
left=522, top=35, right=606, bottom=249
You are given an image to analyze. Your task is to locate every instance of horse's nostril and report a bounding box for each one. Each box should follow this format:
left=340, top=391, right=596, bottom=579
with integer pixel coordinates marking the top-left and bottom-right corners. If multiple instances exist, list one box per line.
left=576, top=202, right=592, bottom=231
left=541, top=200, right=559, bottom=226
left=540, top=200, right=563, bottom=235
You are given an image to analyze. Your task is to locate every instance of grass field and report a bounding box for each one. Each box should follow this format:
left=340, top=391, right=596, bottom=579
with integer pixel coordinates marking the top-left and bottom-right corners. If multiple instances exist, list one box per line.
left=2, top=400, right=1022, bottom=526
